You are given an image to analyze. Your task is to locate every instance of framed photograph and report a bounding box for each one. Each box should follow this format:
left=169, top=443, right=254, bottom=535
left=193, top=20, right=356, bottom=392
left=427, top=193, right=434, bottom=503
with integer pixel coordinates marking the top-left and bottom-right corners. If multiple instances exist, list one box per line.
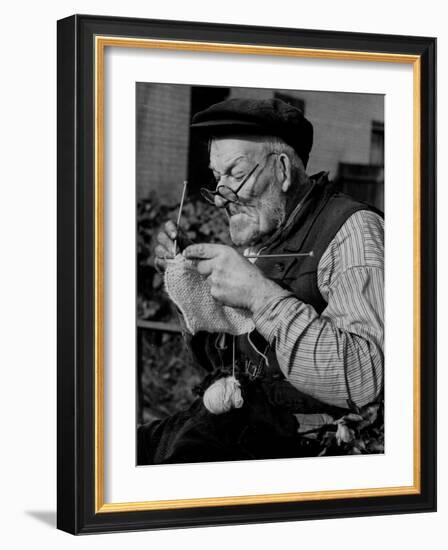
left=57, top=14, right=436, bottom=534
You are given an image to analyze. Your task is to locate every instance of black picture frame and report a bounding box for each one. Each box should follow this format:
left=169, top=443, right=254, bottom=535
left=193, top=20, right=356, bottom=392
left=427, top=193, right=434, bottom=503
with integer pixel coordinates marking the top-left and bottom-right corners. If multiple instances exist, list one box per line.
left=57, top=14, right=436, bottom=534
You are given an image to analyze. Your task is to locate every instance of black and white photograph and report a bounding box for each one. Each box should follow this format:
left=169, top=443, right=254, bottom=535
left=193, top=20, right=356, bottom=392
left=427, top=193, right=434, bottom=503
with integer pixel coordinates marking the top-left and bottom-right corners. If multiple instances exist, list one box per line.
left=0, top=0, right=441, bottom=542
left=136, top=83, right=385, bottom=466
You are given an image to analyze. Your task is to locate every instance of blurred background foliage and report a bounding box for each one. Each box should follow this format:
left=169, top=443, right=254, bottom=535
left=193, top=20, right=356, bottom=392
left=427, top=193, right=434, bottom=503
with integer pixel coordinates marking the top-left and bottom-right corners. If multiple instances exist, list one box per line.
left=137, top=192, right=231, bottom=423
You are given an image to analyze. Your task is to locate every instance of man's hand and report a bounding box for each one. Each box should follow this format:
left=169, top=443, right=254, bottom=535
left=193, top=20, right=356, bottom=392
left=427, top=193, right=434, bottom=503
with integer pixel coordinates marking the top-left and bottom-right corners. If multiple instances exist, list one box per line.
left=183, top=243, right=284, bottom=313
left=154, top=221, right=192, bottom=273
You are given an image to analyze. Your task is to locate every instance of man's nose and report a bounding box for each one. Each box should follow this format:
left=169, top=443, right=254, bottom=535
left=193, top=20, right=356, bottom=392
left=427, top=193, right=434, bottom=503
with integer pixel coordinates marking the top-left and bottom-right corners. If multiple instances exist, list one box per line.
left=214, top=194, right=227, bottom=209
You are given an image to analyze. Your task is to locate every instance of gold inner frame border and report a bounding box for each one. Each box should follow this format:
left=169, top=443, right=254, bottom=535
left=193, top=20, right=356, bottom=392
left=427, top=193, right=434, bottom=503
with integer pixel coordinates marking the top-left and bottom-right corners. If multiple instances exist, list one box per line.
left=94, top=35, right=421, bottom=513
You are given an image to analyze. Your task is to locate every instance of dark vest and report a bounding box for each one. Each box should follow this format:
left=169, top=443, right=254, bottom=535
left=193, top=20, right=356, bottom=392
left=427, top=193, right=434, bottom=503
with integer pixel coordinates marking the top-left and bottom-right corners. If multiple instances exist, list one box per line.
left=191, top=174, right=382, bottom=415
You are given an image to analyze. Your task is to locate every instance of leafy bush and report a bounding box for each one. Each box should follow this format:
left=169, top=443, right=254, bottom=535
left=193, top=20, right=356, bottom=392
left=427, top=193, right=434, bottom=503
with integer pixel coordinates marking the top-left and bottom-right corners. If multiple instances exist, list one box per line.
left=137, top=191, right=231, bottom=323
left=137, top=192, right=231, bottom=421
left=301, top=403, right=384, bottom=456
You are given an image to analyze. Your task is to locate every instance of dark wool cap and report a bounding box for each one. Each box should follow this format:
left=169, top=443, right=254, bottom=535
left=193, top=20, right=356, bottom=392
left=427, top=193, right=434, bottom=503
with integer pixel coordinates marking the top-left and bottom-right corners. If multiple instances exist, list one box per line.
left=190, top=98, right=313, bottom=167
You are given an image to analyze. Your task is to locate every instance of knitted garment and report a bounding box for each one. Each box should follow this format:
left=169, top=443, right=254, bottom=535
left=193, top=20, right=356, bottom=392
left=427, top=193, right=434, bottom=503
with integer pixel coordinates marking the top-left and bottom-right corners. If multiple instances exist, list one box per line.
left=164, top=255, right=255, bottom=335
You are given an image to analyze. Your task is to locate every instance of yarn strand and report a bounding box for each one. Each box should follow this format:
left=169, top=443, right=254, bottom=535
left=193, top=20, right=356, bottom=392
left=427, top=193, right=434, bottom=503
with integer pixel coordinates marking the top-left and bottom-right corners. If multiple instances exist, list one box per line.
left=247, top=330, right=270, bottom=368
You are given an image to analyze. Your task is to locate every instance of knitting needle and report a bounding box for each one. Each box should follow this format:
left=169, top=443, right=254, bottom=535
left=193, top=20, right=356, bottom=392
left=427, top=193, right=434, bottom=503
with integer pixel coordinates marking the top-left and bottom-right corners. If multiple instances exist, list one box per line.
left=232, top=335, right=236, bottom=379
left=244, top=251, right=314, bottom=259
left=172, top=180, right=188, bottom=256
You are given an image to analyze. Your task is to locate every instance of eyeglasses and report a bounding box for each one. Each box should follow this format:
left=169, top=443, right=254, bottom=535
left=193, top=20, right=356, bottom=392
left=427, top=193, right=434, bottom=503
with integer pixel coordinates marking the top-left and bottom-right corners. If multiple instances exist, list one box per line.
left=200, top=152, right=277, bottom=207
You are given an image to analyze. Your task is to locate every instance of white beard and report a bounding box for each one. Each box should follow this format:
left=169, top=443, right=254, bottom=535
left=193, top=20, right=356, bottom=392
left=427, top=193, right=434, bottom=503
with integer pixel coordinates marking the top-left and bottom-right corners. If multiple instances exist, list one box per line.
left=228, top=196, right=286, bottom=247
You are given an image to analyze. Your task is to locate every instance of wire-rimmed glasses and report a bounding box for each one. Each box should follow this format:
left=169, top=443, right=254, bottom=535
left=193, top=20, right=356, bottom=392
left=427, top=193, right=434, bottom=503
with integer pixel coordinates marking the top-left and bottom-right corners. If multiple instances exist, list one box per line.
left=200, top=162, right=260, bottom=207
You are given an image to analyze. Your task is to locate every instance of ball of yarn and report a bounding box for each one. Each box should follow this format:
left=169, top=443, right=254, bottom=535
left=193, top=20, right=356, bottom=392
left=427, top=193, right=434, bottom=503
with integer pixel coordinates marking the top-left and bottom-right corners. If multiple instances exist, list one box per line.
left=203, top=376, right=244, bottom=415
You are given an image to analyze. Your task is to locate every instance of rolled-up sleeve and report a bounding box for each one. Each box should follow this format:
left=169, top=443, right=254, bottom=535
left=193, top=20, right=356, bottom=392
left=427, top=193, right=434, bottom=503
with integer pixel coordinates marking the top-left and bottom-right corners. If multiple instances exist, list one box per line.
left=252, top=210, right=384, bottom=409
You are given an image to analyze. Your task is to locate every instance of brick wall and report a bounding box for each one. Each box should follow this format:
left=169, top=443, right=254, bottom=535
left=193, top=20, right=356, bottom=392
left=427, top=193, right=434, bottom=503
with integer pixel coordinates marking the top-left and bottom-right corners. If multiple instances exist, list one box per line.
left=136, top=83, right=383, bottom=204
left=136, top=83, right=191, bottom=204
left=228, top=86, right=384, bottom=178
left=298, top=90, right=384, bottom=178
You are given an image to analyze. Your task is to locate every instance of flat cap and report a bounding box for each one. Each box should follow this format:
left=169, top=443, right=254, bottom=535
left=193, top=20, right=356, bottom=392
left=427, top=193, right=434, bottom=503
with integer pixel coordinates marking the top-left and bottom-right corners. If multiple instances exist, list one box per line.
left=191, top=97, right=313, bottom=167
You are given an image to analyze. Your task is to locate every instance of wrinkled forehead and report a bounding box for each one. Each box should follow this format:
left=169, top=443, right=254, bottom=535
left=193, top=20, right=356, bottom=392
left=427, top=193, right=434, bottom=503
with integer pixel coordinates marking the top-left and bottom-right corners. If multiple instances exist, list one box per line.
left=209, top=135, right=269, bottom=167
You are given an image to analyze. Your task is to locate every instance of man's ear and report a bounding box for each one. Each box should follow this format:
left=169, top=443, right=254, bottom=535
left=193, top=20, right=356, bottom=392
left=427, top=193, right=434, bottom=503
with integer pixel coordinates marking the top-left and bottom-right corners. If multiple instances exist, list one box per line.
left=278, top=153, right=292, bottom=193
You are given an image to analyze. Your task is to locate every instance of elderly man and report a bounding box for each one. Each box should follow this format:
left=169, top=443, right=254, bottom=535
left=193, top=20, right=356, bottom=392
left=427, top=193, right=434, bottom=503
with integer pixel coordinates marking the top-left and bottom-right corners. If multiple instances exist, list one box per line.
left=138, top=98, right=384, bottom=464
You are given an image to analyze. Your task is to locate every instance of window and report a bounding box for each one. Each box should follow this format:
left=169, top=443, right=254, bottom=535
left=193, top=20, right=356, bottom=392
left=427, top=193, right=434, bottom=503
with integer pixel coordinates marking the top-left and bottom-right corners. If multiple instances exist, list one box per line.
left=370, top=120, right=384, bottom=166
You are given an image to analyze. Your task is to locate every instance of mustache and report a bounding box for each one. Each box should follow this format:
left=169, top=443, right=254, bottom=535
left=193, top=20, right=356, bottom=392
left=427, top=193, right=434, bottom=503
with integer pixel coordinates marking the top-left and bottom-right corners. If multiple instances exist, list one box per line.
left=227, top=200, right=286, bottom=228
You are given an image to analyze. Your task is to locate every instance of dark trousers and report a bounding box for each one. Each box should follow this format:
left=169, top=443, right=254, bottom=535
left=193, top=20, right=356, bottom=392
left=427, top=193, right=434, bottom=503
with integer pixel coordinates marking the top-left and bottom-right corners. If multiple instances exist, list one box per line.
left=137, top=382, right=320, bottom=465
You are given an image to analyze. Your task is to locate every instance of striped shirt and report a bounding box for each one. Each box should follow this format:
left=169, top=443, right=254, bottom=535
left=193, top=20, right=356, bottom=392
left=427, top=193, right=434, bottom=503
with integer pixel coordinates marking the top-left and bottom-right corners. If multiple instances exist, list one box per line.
left=252, top=209, right=384, bottom=419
